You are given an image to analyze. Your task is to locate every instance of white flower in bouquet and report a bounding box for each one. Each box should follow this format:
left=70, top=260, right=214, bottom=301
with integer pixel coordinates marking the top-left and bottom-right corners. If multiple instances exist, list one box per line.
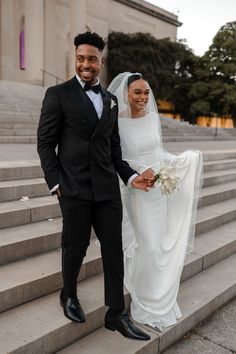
left=154, top=166, right=180, bottom=196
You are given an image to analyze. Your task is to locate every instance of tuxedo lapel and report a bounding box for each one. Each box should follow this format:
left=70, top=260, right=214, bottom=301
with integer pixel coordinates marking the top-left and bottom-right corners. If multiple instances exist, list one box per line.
left=100, top=88, right=111, bottom=121
left=69, top=77, right=99, bottom=130
left=92, top=87, right=111, bottom=137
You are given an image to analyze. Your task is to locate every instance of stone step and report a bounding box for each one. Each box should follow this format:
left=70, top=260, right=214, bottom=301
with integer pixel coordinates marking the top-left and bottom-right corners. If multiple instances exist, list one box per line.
left=0, top=115, right=39, bottom=123
left=0, top=122, right=38, bottom=129
left=1, top=253, right=236, bottom=354
left=0, top=103, right=40, bottom=112
left=0, top=128, right=36, bottom=136
left=0, top=273, right=126, bottom=354
left=0, top=154, right=234, bottom=183
left=0, top=195, right=61, bottom=229
left=192, top=220, right=236, bottom=270
left=0, top=116, right=38, bottom=124
left=59, top=253, right=236, bottom=354
left=0, top=175, right=235, bottom=230
left=163, top=136, right=236, bottom=142
left=0, top=155, right=235, bottom=182
left=0, top=218, right=97, bottom=266
left=0, top=136, right=37, bottom=143
left=199, top=181, right=236, bottom=207
left=58, top=327, right=158, bottom=354
left=1, top=166, right=235, bottom=204
left=0, top=135, right=234, bottom=144
left=0, top=118, right=38, bottom=125
left=196, top=198, right=236, bottom=235
left=157, top=253, right=236, bottom=352
left=202, top=151, right=236, bottom=162
left=162, top=126, right=236, bottom=136
left=0, top=110, right=39, bottom=117
left=0, top=217, right=62, bottom=265
left=0, top=237, right=102, bottom=313
left=162, top=129, right=217, bottom=136
left=0, top=183, right=235, bottom=264
left=0, top=177, right=49, bottom=202
left=203, top=158, right=236, bottom=172
left=0, top=160, right=42, bottom=181
left=203, top=168, right=236, bottom=187
left=160, top=117, right=190, bottom=125
left=1, top=217, right=235, bottom=314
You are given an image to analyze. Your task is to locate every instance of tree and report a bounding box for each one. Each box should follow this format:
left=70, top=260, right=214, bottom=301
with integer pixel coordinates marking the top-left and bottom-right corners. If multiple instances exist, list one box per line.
left=191, top=22, right=236, bottom=126
left=188, top=57, right=213, bottom=121
left=107, top=32, right=175, bottom=98
left=107, top=25, right=236, bottom=126
left=107, top=32, right=197, bottom=120
left=169, top=41, right=197, bottom=122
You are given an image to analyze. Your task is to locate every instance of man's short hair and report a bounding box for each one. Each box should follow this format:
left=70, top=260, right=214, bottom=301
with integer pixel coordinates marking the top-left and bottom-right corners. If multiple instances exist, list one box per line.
left=74, top=32, right=105, bottom=51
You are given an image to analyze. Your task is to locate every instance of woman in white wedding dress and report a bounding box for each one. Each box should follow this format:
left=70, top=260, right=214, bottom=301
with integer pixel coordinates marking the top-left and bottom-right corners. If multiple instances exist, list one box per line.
left=108, top=72, right=203, bottom=331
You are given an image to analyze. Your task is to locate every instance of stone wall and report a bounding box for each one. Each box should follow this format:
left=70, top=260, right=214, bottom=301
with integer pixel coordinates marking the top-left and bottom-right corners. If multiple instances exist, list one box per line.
left=0, top=0, right=180, bottom=86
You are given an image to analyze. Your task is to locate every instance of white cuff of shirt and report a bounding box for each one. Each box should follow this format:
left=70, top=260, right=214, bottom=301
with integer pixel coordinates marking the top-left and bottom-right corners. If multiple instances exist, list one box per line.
left=50, top=184, right=59, bottom=193
left=128, top=173, right=138, bottom=186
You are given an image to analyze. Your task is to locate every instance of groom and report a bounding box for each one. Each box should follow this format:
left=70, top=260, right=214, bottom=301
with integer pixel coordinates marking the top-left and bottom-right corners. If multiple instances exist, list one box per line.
left=37, top=32, right=150, bottom=340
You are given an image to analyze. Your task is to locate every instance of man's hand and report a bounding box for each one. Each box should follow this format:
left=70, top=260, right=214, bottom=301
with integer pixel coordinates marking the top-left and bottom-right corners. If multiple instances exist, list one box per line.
left=141, top=168, right=155, bottom=188
left=131, top=175, right=150, bottom=192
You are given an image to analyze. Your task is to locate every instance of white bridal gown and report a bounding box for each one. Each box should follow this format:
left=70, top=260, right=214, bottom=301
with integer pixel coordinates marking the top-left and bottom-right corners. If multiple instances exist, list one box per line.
left=118, top=112, right=202, bottom=330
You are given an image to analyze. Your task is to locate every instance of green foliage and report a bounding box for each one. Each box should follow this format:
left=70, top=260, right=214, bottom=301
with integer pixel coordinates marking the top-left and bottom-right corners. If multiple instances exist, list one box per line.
left=107, top=25, right=236, bottom=126
left=107, top=32, right=196, bottom=120
left=107, top=32, right=175, bottom=99
left=192, top=21, right=236, bottom=125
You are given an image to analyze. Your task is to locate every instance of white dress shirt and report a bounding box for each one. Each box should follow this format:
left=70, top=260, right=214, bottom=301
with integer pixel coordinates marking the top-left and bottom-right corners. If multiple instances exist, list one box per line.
left=75, top=74, right=103, bottom=119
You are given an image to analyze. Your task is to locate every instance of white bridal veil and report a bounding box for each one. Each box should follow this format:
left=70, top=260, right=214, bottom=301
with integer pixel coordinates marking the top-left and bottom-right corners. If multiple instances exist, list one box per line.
left=108, top=72, right=203, bottom=254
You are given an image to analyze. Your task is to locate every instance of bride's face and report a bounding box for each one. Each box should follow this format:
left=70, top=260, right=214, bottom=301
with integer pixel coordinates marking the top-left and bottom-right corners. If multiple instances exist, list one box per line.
left=128, top=79, right=150, bottom=117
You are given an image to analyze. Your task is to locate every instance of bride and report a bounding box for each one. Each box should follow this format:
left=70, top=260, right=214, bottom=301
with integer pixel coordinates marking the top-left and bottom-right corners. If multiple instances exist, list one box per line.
left=108, top=72, right=203, bottom=331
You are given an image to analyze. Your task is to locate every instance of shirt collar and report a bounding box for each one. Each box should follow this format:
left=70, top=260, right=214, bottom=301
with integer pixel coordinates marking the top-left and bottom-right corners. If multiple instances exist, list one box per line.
left=76, top=74, right=100, bottom=88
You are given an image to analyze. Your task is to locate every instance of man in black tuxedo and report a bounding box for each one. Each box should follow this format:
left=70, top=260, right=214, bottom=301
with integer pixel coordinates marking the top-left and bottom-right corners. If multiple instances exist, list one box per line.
left=37, top=32, right=150, bottom=340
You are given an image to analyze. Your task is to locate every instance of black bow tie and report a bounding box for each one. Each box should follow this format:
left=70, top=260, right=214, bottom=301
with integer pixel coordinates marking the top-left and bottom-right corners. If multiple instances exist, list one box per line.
left=84, top=82, right=101, bottom=94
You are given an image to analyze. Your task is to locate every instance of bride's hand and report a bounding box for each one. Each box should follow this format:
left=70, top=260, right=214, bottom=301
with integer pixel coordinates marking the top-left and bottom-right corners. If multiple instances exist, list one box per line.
left=131, top=175, right=150, bottom=192
left=141, top=168, right=155, bottom=188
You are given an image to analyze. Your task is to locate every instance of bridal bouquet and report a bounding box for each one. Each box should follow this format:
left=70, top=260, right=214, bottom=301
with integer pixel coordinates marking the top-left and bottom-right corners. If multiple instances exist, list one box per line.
left=154, top=166, right=180, bottom=196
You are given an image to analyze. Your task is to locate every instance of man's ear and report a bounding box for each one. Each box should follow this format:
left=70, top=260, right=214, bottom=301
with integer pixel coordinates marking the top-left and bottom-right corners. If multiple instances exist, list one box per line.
left=101, top=57, right=105, bottom=67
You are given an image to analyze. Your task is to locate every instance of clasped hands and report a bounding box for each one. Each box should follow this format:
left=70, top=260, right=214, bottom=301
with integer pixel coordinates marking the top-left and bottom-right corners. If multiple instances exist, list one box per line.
left=131, top=168, right=155, bottom=192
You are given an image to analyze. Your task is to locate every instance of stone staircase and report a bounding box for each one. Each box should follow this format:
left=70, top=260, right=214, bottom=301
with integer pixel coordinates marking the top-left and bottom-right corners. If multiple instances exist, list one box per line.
left=160, top=116, right=236, bottom=142
left=0, top=150, right=236, bottom=353
left=0, top=80, right=45, bottom=143
left=0, top=80, right=236, bottom=143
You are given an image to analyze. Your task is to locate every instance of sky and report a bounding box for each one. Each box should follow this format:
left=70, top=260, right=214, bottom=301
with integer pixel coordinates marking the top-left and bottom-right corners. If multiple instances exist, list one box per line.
left=146, top=0, right=236, bottom=56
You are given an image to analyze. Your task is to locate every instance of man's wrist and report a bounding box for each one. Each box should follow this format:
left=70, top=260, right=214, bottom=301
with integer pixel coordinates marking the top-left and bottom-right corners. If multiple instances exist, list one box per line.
left=128, top=173, right=138, bottom=186
left=50, top=184, right=59, bottom=193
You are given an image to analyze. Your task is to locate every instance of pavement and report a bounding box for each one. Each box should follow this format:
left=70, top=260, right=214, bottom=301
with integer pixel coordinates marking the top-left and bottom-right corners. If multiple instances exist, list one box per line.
left=163, top=297, right=236, bottom=354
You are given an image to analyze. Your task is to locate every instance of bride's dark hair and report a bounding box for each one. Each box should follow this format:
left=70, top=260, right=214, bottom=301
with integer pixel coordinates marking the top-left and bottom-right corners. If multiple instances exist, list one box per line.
left=127, top=74, right=145, bottom=87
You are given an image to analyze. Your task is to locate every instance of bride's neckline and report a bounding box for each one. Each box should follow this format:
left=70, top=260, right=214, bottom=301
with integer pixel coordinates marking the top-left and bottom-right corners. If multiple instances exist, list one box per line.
left=119, top=112, right=153, bottom=121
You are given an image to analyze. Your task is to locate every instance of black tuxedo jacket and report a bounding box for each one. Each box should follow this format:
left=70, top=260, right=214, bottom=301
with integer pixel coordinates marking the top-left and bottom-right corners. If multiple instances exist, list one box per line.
left=37, top=76, right=135, bottom=201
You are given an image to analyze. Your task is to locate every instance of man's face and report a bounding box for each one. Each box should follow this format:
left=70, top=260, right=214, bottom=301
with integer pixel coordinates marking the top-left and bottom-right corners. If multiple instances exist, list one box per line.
left=75, top=44, right=104, bottom=84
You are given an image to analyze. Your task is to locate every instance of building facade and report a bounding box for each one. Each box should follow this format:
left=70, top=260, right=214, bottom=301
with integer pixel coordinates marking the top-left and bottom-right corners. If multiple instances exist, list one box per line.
left=0, top=0, right=180, bottom=86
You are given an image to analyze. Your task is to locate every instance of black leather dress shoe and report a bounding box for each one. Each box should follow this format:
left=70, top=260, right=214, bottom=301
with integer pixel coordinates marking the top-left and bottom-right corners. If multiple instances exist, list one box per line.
left=60, top=290, right=85, bottom=323
left=105, top=311, right=150, bottom=340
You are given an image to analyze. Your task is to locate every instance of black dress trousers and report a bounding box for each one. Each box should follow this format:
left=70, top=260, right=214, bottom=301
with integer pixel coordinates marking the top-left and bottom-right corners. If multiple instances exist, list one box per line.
left=59, top=196, right=125, bottom=311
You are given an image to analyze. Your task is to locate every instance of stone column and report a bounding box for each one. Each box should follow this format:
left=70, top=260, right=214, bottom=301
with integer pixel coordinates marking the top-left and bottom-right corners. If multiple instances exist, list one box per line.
left=43, top=0, right=57, bottom=86
left=68, top=0, right=87, bottom=78
left=24, top=0, right=44, bottom=84
left=0, top=0, right=15, bottom=80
